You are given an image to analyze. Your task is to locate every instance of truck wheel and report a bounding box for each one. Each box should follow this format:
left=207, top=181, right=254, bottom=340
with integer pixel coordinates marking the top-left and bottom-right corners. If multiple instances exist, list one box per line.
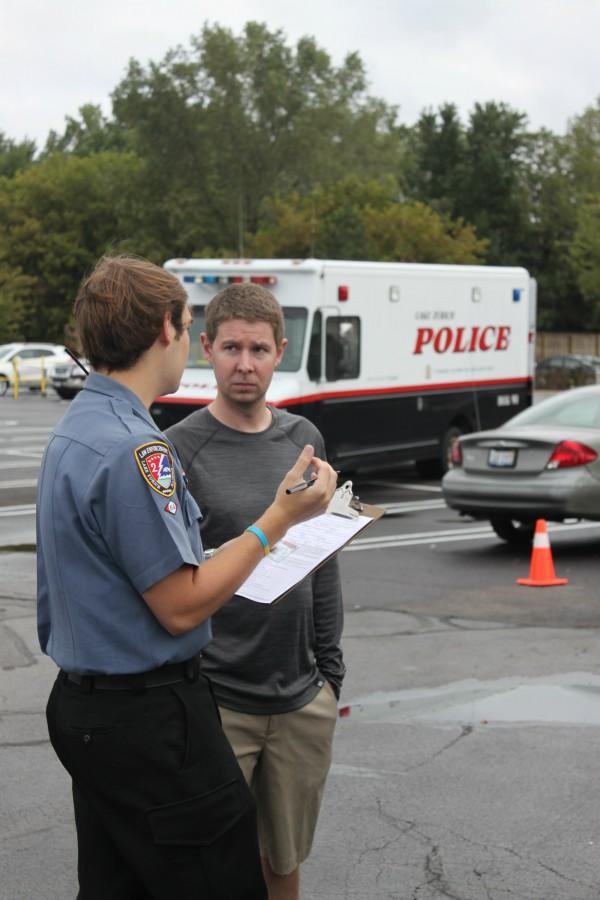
left=490, top=517, right=535, bottom=547
left=0, top=377, right=8, bottom=397
left=416, top=425, right=464, bottom=478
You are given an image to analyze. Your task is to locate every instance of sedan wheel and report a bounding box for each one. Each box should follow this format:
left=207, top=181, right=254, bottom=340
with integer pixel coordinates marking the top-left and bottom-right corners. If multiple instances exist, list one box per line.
left=0, top=376, right=8, bottom=397
left=489, top=516, right=536, bottom=547
left=55, top=387, right=77, bottom=400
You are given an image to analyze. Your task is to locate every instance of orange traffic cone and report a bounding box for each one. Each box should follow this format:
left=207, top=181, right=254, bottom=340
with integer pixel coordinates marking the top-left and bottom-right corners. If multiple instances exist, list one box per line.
left=516, top=519, right=568, bottom=587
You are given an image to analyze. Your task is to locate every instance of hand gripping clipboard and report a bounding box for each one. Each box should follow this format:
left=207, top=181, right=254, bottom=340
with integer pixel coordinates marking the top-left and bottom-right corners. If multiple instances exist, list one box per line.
left=235, top=481, right=385, bottom=605
left=326, top=479, right=383, bottom=522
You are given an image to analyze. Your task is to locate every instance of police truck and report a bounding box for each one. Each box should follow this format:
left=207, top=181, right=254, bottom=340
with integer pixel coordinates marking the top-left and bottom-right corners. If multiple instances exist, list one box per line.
left=151, top=258, right=536, bottom=476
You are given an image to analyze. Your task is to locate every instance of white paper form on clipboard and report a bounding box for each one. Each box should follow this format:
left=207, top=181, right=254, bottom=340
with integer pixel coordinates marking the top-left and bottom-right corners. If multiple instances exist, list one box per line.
left=235, top=494, right=384, bottom=605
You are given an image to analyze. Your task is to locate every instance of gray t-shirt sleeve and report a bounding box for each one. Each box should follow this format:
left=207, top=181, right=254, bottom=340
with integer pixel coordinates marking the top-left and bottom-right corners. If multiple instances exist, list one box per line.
left=308, top=426, right=345, bottom=696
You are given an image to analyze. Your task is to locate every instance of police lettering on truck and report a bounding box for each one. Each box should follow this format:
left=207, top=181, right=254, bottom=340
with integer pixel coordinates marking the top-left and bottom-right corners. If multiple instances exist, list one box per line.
left=413, top=325, right=512, bottom=355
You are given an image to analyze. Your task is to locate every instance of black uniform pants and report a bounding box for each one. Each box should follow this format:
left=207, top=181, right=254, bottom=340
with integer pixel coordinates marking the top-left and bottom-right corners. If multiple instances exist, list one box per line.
left=46, top=670, right=267, bottom=900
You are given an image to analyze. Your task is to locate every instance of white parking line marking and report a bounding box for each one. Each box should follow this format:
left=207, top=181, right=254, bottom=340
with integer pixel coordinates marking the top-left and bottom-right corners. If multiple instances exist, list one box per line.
left=352, top=525, right=494, bottom=545
left=0, top=504, right=36, bottom=517
left=0, top=432, right=54, bottom=442
left=381, top=500, right=446, bottom=514
left=394, top=482, right=443, bottom=493
left=0, top=448, right=44, bottom=459
left=0, top=479, right=38, bottom=489
left=365, top=479, right=442, bottom=493
left=344, top=520, right=600, bottom=551
left=0, top=460, right=41, bottom=469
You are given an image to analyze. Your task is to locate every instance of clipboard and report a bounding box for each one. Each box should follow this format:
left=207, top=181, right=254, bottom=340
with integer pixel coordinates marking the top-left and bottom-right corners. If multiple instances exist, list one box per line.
left=234, top=482, right=385, bottom=605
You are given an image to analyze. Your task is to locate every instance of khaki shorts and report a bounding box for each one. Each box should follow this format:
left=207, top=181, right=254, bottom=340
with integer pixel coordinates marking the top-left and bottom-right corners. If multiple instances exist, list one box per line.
left=219, top=682, right=338, bottom=876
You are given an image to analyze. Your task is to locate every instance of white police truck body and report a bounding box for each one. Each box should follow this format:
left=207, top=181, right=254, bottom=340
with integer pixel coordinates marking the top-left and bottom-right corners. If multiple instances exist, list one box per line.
left=153, top=258, right=536, bottom=475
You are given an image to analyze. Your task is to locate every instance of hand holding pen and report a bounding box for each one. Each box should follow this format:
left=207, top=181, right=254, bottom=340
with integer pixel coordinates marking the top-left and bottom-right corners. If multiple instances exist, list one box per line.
left=286, top=468, right=340, bottom=494
left=274, top=445, right=337, bottom=523
left=286, top=478, right=316, bottom=494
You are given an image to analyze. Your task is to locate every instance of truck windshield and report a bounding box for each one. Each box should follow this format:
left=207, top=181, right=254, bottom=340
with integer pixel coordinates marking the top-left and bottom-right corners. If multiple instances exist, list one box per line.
left=186, top=306, right=308, bottom=372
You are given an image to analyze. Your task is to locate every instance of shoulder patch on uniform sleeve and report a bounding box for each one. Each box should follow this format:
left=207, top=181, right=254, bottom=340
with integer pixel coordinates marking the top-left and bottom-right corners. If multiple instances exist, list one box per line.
left=134, top=441, right=176, bottom=497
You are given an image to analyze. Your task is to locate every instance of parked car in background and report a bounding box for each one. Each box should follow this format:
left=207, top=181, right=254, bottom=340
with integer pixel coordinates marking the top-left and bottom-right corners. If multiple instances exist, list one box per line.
left=49, top=357, right=89, bottom=399
left=535, top=354, right=600, bottom=390
left=0, top=343, right=70, bottom=396
left=442, top=385, right=600, bottom=545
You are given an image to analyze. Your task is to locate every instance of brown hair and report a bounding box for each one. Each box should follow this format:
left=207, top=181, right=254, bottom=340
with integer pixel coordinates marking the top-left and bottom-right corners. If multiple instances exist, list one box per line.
left=74, top=256, right=188, bottom=371
left=204, top=283, right=284, bottom=346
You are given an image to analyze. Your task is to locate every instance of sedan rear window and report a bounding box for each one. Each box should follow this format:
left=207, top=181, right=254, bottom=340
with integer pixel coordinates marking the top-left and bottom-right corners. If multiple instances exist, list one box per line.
left=508, top=392, right=600, bottom=430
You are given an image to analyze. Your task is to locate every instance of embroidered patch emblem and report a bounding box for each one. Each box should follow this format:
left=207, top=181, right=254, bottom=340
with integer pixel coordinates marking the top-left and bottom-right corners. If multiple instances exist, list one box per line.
left=164, top=500, right=177, bottom=515
left=134, top=442, right=176, bottom=497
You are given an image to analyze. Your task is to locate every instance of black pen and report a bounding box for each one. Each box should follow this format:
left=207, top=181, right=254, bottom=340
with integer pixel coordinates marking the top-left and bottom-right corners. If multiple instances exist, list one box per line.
left=286, top=479, right=316, bottom=495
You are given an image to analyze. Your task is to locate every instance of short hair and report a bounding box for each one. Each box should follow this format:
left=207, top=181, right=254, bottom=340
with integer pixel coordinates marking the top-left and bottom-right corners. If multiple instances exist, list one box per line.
left=204, top=283, right=284, bottom=346
left=74, top=256, right=188, bottom=371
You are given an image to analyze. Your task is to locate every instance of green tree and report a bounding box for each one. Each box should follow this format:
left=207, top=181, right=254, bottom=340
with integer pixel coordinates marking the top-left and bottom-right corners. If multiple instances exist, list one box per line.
left=522, top=129, right=581, bottom=329
left=407, top=103, right=464, bottom=213
left=529, top=98, right=600, bottom=330
left=567, top=98, right=600, bottom=197
left=246, top=176, right=487, bottom=263
left=0, top=151, right=157, bottom=340
left=111, top=22, right=403, bottom=255
left=456, top=102, right=531, bottom=265
left=362, top=202, right=486, bottom=264
left=404, top=101, right=536, bottom=266
left=0, top=133, right=36, bottom=178
left=43, top=104, right=129, bottom=157
left=570, top=197, right=600, bottom=327
left=0, top=262, right=35, bottom=341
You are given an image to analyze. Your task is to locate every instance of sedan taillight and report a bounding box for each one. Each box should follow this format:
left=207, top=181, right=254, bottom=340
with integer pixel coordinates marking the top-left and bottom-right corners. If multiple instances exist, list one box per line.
left=450, top=440, right=463, bottom=467
left=546, top=441, right=598, bottom=469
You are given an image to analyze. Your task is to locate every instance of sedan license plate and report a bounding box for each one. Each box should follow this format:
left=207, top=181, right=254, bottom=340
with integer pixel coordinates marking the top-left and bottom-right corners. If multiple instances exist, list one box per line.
left=488, top=448, right=516, bottom=468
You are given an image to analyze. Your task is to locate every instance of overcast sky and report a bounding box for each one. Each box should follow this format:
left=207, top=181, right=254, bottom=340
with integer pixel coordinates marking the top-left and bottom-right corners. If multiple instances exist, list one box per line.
left=2, top=0, right=600, bottom=148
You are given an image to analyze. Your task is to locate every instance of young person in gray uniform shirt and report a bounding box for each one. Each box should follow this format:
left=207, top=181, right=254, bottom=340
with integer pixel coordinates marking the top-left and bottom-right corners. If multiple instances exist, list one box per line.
left=167, top=283, right=345, bottom=900
left=37, top=257, right=337, bottom=900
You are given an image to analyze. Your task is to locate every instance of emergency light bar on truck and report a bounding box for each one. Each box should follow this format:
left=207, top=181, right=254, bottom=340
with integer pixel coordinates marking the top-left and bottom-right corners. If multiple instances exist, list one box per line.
left=152, top=258, right=536, bottom=477
left=183, top=274, right=278, bottom=286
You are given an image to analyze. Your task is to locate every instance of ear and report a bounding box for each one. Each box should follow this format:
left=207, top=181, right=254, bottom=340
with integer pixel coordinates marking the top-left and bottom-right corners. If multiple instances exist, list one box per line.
left=274, top=338, right=287, bottom=368
left=200, top=332, right=213, bottom=362
left=158, top=313, right=174, bottom=347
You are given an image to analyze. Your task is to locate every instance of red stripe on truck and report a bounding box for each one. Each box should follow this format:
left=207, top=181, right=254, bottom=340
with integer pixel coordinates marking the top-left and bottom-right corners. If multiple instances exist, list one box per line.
left=154, top=376, right=531, bottom=408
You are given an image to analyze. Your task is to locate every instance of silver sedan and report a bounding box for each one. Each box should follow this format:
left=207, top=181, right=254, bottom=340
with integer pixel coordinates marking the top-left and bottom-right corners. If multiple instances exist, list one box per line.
left=441, top=385, right=600, bottom=545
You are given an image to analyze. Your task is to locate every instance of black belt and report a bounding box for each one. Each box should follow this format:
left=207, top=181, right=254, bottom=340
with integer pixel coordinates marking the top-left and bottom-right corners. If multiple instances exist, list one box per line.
left=61, top=655, right=201, bottom=692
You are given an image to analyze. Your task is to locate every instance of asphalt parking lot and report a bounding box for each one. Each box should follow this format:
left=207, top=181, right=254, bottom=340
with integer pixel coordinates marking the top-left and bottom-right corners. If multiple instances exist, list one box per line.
left=3, top=392, right=600, bottom=899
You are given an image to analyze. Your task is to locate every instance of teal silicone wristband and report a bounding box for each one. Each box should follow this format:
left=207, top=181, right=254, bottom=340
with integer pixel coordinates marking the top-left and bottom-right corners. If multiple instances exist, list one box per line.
left=245, top=524, right=270, bottom=556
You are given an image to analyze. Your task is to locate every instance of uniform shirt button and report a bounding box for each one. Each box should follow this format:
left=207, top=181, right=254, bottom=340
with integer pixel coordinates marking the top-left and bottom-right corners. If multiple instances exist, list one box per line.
left=83, top=734, right=91, bottom=744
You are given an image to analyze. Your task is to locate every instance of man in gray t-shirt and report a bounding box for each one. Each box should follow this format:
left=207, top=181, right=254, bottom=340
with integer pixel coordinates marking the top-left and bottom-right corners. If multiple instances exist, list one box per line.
left=168, top=283, right=345, bottom=900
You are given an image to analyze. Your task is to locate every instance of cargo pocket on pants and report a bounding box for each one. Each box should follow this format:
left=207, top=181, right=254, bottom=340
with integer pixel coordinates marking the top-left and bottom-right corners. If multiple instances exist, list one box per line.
left=146, top=779, right=249, bottom=846
left=146, top=779, right=266, bottom=899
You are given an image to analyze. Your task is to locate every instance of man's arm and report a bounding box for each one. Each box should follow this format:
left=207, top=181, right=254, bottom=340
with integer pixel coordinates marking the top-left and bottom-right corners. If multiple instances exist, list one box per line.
left=144, top=444, right=336, bottom=634
left=305, top=427, right=345, bottom=697
left=312, top=557, right=345, bottom=699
